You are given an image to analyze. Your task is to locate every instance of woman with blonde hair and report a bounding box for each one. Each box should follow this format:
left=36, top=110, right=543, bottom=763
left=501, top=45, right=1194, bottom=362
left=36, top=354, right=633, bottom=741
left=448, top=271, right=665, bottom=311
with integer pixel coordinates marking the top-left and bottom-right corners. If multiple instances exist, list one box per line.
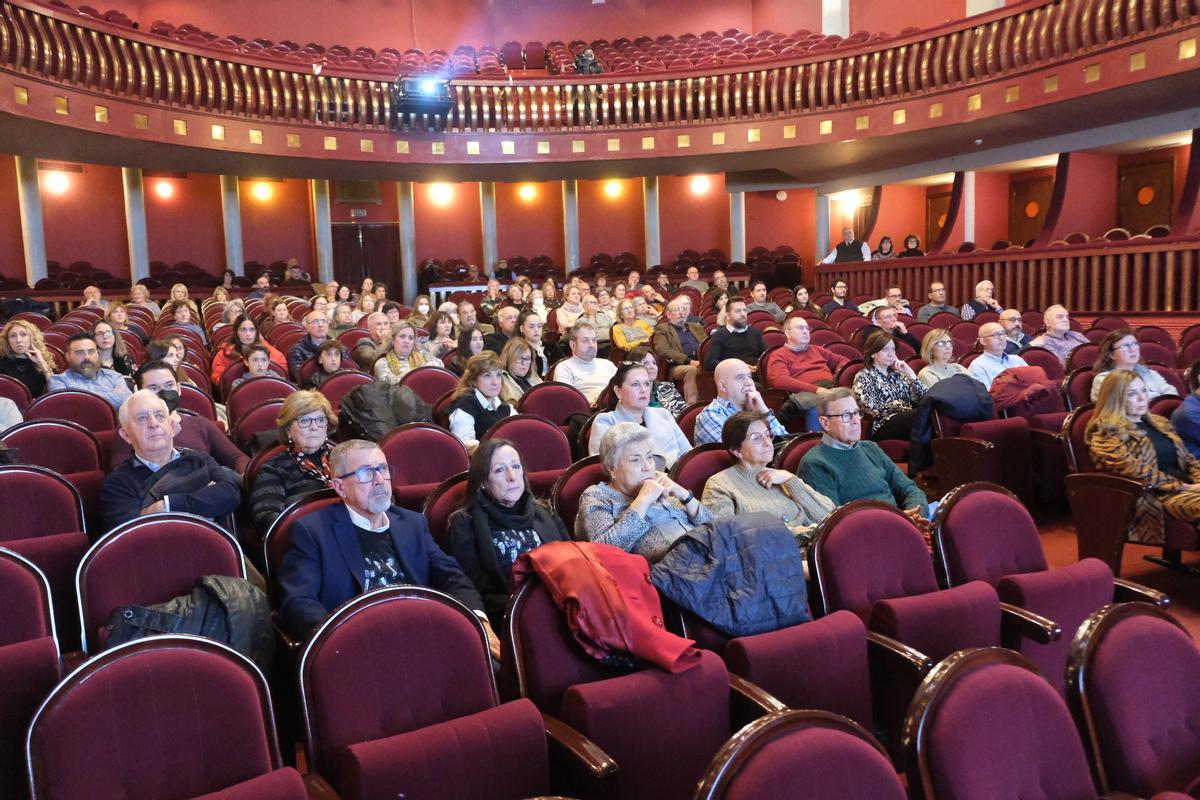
left=168, top=283, right=198, bottom=315
left=249, top=390, right=338, bottom=536
left=105, top=301, right=146, bottom=342
left=351, top=293, right=376, bottom=325
left=498, top=336, right=542, bottom=405
left=554, top=284, right=585, bottom=331
left=0, top=319, right=56, bottom=396
left=406, top=295, right=433, bottom=330
left=374, top=320, right=431, bottom=383
left=917, top=328, right=969, bottom=388
left=211, top=286, right=230, bottom=303
left=1086, top=368, right=1200, bottom=543
left=448, top=352, right=515, bottom=452
left=611, top=298, right=653, bottom=350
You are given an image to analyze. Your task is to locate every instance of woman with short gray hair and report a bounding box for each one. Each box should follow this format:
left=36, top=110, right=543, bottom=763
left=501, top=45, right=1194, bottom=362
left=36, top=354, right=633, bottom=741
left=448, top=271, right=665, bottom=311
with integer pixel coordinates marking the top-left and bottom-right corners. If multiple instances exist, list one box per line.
left=577, top=422, right=713, bottom=562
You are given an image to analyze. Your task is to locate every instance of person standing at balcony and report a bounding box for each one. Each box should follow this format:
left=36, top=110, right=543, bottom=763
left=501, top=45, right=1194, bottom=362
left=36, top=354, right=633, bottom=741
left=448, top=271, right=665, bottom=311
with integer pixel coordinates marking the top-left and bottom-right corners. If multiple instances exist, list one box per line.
left=572, top=48, right=603, bottom=125
left=820, top=227, right=871, bottom=264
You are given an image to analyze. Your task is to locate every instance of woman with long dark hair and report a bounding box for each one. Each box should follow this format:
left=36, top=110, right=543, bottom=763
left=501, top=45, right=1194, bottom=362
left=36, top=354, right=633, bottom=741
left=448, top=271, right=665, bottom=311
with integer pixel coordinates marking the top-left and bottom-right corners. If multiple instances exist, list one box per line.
left=209, top=314, right=286, bottom=386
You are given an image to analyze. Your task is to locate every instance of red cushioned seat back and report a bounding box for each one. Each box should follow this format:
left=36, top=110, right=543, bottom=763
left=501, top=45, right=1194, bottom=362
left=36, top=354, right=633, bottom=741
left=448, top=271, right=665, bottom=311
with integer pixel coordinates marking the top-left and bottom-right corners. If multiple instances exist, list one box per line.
left=2, top=419, right=102, bottom=474
left=1071, top=605, right=1200, bottom=796
left=421, top=473, right=469, bottom=548
left=0, top=466, right=84, bottom=542
left=959, top=416, right=1033, bottom=502
left=551, top=456, right=608, bottom=539
left=233, top=400, right=286, bottom=451
left=773, top=433, right=822, bottom=473
left=27, top=389, right=117, bottom=431
left=669, top=443, right=736, bottom=500
left=27, top=638, right=282, bottom=800
left=0, top=547, right=54, bottom=646
left=379, top=423, right=469, bottom=509
left=0, top=375, right=31, bottom=413
left=1020, top=346, right=1066, bottom=381
left=300, top=589, right=502, bottom=783
left=78, top=516, right=244, bottom=652
left=811, top=501, right=937, bottom=621
left=1064, top=405, right=1096, bottom=472
left=935, top=482, right=1047, bottom=586
left=263, top=489, right=340, bottom=603
left=870, top=580, right=1001, bottom=663
left=398, top=366, right=458, bottom=405
left=483, top=415, right=572, bottom=473
left=226, top=376, right=296, bottom=424
left=1064, top=367, right=1096, bottom=410
left=516, top=381, right=591, bottom=426
left=315, top=370, right=372, bottom=413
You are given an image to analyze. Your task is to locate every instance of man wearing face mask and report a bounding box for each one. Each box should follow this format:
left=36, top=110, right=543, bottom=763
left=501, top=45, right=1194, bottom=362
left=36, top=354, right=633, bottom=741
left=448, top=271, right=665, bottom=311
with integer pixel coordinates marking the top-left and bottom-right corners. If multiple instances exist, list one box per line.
left=109, top=361, right=249, bottom=472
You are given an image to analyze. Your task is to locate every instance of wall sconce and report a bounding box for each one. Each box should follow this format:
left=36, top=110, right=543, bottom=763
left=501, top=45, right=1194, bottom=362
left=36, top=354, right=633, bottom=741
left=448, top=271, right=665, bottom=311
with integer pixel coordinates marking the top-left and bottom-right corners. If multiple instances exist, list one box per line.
left=518, top=184, right=537, bottom=202
left=154, top=181, right=175, bottom=199
left=42, top=171, right=69, bottom=194
left=429, top=183, right=454, bottom=205
left=689, top=175, right=711, bottom=195
left=603, top=180, right=622, bottom=198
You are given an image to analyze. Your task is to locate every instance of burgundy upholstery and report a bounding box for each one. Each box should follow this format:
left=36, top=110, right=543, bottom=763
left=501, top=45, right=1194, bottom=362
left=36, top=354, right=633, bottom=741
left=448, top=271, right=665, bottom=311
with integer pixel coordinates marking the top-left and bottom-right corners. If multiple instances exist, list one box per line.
left=399, top=366, right=459, bottom=404
left=18, top=400, right=116, bottom=479
left=421, top=473, right=469, bottom=547
left=772, top=433, right=822, bottom=473
left=263, top=489, right=340, bottom=602
left=77, top=515, right=244, bottom=652
left=669, top=444, right=736, bottom=499
left=1064, top=368, right=1095, bottom=409
left=1073, top=606, right=1200, bottom=796
left=233, top=400, right=286, bottom=450
left=958, top=417, right=1032, bottom=503
left=0, top=375, right=32, bottom=413
left=0, top=636, right=61, bottom=797
left=560, top=649, right=730, bottom=800
left=517, top=381, right=591, bottom=426
left=935, top=483, right=1047, bottom=584
left=180, top=383, right=218, bottom=421
left=379, top=423, right=469, bottom=511
left=723, top=610, right=873, bottom=730
left=1020, top=346, right=1066, bottom=381
left=26, top=389, right=117, bottom=432
left=315, top=370, right=372, bottom=413
left=551, top=456, right=608, bottom=540
left=226, top=376, right=297, bottom=424
left=870, top=580, right=1000, bottom=663
left=482, top=415, right=572, bottom=496
left=676, top=403, right=705, bottom=441
left=27, top=638, right=298, bottom=800
left=190, top=768, right=306, bottom=799
left=911, top=650, right=1099, bottom=800
left=0, top=548, right=55, bottom=646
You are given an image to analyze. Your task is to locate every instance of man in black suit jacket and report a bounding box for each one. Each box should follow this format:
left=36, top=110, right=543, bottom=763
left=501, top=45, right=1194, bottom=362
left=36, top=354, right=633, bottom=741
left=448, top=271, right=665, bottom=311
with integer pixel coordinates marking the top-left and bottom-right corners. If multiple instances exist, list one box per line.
left=101, top=390, right=242, bottom=531
left=277, top=439, right=496, bottom=653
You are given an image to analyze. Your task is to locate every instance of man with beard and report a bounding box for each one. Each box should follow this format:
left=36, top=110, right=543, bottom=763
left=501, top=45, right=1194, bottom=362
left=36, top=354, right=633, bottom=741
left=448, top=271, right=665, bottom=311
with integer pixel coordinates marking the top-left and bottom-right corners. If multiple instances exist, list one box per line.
left=49, top=331, right=132, bottom=410
left=277, top=439, right=498, bottom=655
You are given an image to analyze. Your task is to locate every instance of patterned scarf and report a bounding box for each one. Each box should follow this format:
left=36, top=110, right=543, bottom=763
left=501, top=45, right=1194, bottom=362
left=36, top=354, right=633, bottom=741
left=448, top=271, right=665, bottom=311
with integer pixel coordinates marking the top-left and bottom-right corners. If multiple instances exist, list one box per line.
left=287, top=439, right=333, bottom=484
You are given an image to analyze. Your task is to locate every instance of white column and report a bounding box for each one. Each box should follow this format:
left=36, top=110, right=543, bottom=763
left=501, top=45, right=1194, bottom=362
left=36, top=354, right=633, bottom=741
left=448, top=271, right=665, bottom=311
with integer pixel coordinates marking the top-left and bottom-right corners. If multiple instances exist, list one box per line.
left=815, top=194, right=831, bottom=266
left=966, top=0, right=1005, bottom=14
left=397, top=181, right=418, bottom=303
left=14, top=156, right=47, bottom=286
left=729, top=191, right=746, bottom=264
left=643, top=176, right=660, bottom=267
left=821, top=0, right=849, bottom=37
left=962, top=170, right=977, bottom=245
left=121, top=167, right=149, bottom=282
left=480, top=181, right=498, bottom=276
left=310, top=179, right=334, bottom=283
left=562, top=179, right=580, bottom=274
left=219, top=175, right=244, bottom=275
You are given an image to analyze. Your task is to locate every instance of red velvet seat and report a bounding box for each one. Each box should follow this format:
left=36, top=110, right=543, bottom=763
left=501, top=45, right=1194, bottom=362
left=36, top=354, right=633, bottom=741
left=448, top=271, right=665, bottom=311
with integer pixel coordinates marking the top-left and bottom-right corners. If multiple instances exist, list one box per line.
left=399, top=365, right=459, bottom=405
left=1067, top=343, right=1100, bottom=372
left=1139, top=341, right=1178, bottom=368
left=220, top=360, right=290, bottom=399
left=27, top=636, right=306, bottom=800
left=315, top=369, right=372, bottom=413
left=669, top=443, right=736, bottom=499
left=1068, top=603, right=1200, bottom=797
left=0, top=374, right=32, bottom=414
left=550, top=455, right=608, bottom=539
left=1, top=420, right=106, bottom=530
left=76, top=514, right=246, bottom=653
left=421, top=472, right=469, bottom=548
left=226, top=375, right=298, bottom=424
left=26, top=389, right=119, bottom=459
left=232, top=399, right=286, bottom=451
left=482, top=415, right=572, bottom=496
left=932, top=482, right=1165, bottom=692
left=675, top=401, right=706, bottom=441
left=1020, top=345, right=1066, bottom=381
left=517, top=380, right=591, bottom=427
left=1063, top=367, right=1096, bottom=410
left=179, top=383, right=217, bottom=422
left=694, top=710, right=906, bottom=800
left=378, top=422, right=469, bottom=510
left=771, top=432, right=821, bottom=472
left=299, top=587, right=611, bottom=800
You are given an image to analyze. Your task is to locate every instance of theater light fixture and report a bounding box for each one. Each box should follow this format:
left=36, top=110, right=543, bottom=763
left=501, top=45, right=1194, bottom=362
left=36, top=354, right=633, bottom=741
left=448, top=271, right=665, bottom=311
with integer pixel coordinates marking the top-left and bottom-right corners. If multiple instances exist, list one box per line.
left=776, top=190, right=788, bottom=201
left=429, top=183, right=454, bottom=205
left=689, top=175, right=712, bottom=195
left=154, top=181, right=174, bottom=199
left=830, top=189, right=866, bottom=209
left=518, top=184, right=537, bottom=202
left=42, top=171, right=69, bottom=194
left=251, top=182, right=273, bottom=201
left=603, top=180, right=622, bottom=198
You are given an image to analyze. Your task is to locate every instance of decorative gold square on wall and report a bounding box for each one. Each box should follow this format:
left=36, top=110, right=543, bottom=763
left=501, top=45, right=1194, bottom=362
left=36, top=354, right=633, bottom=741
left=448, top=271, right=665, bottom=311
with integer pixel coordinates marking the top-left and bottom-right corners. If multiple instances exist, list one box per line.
left=537, top=141, right=550, bottom=154
left=501, top=141, right=515, bottom=155
left=783, top=124, right=796, bottom=139
left=361, top=139, right=375, bottom=153
left=1005, top=85, right=1020, bottom=103
left=1129, top=51, right=1146, bottom=71
left=892, top=109, right=905, bottom=125
left=572, top=140, right=585, bottom=153
left=928, top=103, right=943, bottom=118
left=1180, top=38, right=1196, bottom=60
left=608, top=138, right=621, bottom=151
left=1084, top=64, right=1101, bottom=83
left=712, top=131, right=725, bottom=145
left=14, top=86, right=28, bottom=105
left=172, top=119, right=187, bottom=135
left=249, top=129, right=263, bottom=145
left=967, top=94, right=982, bottom=111
left=641, top=136, right=655, bottom=150
left=819, top=119, right=833, bottom=135
left=94, top=105, right=109, bottom=123
left=676, top=134, right=690, bottom=148
left=431, top=142, right=444, bottom=155
left=855, top=115, right=869, bottom=130
left=54, top=96, right=69, bottom=115
left=1044, top=75, right=1059, bottom=93
left=211, top=124, right=225, bottom=141
left=287, top=133, right=301, bottom=148
left=747, top=128, right=760, bottom=142
left=324, top=136, right=337, bottom=151
left=466, top=141, right=479, bottom=155
left=134, top=113, right=149, bottom=130
left=395, top=140, right=409, bottom=154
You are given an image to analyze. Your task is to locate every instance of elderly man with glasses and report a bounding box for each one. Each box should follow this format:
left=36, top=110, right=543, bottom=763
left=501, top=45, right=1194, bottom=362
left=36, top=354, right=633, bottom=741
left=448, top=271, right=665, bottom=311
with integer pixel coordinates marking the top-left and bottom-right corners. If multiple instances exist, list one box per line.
left=278, top=438, right=498, bottom=654
left=968, top=322, right=1029, bottom=390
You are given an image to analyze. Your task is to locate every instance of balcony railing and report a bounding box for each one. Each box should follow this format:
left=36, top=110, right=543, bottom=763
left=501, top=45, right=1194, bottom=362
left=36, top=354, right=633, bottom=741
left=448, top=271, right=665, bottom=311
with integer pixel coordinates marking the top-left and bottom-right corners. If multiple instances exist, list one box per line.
left=1, top=0, right=1197, bottom=134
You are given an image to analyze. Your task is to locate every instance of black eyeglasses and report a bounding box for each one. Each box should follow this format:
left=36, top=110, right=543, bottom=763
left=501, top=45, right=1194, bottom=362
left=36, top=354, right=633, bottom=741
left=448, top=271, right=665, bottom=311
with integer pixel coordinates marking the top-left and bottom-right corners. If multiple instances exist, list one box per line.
left=336, top=464, right=393, bottom=484
left=819, top=410, right=863, bottom=423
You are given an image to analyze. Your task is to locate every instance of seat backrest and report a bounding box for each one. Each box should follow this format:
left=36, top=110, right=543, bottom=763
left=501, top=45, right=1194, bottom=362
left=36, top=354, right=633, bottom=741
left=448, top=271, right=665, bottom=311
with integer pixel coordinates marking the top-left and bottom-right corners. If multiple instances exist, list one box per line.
left=773, top=433, right=822, bottom=473
left=1067, top=343, right=1099, bottom=372
left=399, top=366, right=459, bottom=404
left=1063, top=404, right=1096, bottom=472
left=299, top=588, right=499, bottom=781
left=907, top=648, right=1098, bottom=800
left=0, top=465, right=85, bottom=542
left=1138, top=341, right=1176, bottom=368
left=669, top=443, right=736, bottom=499
left=1, top=419, right=102, bottom=473
left=810, top=501, right=937, bottom=620
left=695, top=710, right=904, bottom=800
left=676, top=402, right=706, bottom=441
left=26, top=389, right=118, bottom=431
left=482, top=415, right=572, bottom=472
left=835, top=362, right=863, bottom=388
left=421, top=472, right=469, bottom=548
left=1019, top=346, right=1065, bottom=381
left=1068, top=604, right=1200, bottom=796
left=0, top=375, right=32, bottom=413
left=233, top=399, right=286, bottom=450
left=27, top=637, right=282, bottom=800
left=263, top=489, right=340, bottom=601
left=77, top=514, right=245, bottom=652
left=516, top=381, right=591, bottom=426
left=226, top=376, right=297, bottom=423
left=933, top=482, right=1047, bottom=587
left=379, top=422, right=469, bottom=489
left=179, top=384, right=217, bottom=421
left=551, top=456, right=608, bottom=539
left=1064, top=367, right=1095, bottom=410
left=0, top=546, right=55, bottom=647
left=315, top=370, right=372, bottom=413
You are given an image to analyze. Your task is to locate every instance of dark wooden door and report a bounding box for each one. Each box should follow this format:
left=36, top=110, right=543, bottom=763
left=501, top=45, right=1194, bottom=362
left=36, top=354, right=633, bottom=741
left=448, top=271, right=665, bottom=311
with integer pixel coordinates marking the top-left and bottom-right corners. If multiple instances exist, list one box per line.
left=1009, top=176, right=1053, bottom=245
left=331, top=223, right=401, bottom=297
left=1118, top=159, right=1173, bottom=234
left=926, top=191, right=952, bottom=247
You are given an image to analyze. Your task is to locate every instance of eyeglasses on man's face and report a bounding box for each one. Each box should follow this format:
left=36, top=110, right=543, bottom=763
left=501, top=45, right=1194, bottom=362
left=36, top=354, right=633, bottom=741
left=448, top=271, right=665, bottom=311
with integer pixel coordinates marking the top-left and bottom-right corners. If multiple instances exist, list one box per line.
left=336, top=464, right=393, bottom=484
left=980, top=332, right=1007, bottom=341
left=820, top=410, right=863, bottom=423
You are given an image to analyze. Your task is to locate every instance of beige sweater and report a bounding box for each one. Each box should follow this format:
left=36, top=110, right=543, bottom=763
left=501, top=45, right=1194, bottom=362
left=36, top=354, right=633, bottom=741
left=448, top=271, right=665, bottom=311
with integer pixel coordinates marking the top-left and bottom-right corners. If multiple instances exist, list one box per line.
left=702, top=462, right=835, bottom=536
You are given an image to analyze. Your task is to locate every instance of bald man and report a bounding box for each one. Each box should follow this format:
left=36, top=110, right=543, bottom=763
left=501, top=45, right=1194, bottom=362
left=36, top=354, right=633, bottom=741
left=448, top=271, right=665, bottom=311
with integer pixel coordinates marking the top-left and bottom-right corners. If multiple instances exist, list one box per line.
left=1029, top=304, right=1088, bottom=365
left=693, top=358, right=787, bottom=444
left=968, top=322, right=1029, bottom=390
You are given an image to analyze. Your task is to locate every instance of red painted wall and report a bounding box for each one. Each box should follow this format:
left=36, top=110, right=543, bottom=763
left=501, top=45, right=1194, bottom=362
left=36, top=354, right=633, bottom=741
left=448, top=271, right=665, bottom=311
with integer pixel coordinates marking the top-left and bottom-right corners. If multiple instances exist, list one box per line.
left=745, top=187, right=815, bottom=278
left=750, top=0, right=823, bottom=34
left=850, top=0, right=965, bottom=35
left=144, top=172, right=225, bottom=275
left=1046, top=151, right=1118, bottom=240
left=659, top=174, right=729, bottom=263
left=866, top=184, right=925, bottom=252
left=239, top=178, right=313, bottom=270
left=495, top=181, right=563, bottom=267
left=331, top=180, right=400, bottom=224
left=40, top=162, right=129, bottom=278
left=578, top=178, right=644, bottom=265
left=413, top=181, right=483, bottom=266
left=0, top=157, right=24, bottom=282
left=973, top=171, right=1010, bottom=248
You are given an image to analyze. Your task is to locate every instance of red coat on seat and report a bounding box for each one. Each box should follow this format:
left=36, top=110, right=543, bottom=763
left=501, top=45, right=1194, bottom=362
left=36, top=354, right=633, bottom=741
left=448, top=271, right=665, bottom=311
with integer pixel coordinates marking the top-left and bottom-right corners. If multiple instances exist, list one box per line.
left=990, top=366, right=1065, bottom=417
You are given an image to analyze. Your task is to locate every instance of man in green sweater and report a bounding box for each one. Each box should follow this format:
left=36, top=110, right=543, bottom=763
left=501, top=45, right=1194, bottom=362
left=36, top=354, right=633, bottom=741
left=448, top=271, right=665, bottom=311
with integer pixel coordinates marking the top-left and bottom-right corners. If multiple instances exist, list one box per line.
left=799, top=388, right=929, bottom=523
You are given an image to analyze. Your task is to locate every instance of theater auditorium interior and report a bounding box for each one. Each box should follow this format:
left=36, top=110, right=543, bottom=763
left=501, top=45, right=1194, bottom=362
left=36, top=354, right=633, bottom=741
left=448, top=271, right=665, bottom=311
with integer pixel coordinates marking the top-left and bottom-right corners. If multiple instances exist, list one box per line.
left=0, top=0, right=1199, bottom=797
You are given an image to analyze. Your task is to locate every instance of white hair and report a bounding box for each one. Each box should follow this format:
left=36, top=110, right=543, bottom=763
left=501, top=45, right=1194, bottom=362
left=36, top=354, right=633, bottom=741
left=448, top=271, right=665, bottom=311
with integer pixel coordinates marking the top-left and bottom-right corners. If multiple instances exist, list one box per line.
left=598, top=422, right=651, bottom=473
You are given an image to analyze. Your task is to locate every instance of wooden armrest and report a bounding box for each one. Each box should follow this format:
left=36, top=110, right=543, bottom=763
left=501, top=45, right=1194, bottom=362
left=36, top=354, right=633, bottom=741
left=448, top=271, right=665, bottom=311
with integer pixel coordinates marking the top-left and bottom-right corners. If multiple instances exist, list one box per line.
left=999, top=602, right=1061, bottom=646
left=271, top=617, right=303, bottom=653
left=542, top=713, right=618, bottom=779
left=302, top=772, right=341, bottom=799
left=928, top=437, right=994, bottom=493
left=60, top=650, right=88, bottom=673
left=867, top=631, right=934, bottom=675
left=728, top=672, right=787, bottom=715
left=1112, top=577, right=1170, bottom=607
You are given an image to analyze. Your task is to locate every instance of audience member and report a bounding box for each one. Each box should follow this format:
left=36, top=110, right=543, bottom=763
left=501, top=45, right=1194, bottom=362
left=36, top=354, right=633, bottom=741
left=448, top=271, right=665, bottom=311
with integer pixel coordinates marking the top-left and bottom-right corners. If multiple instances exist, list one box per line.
left=374, top=321, right=432, bottom=383
left=1091, top=329, right=1179, bottom=403
left=786, top=285, right=823, bottom=316
left=652, top=298, right=705, bottom=404
left=554, top=285, right=585, bottom=331
left=624, top=269, right=643, bottom=295
left=352, top=311, right=393, bottom=371
left=853, top=332, right=925, bottom=440
left=654, top=272, right=673, bottom=296
left=264, top=298, right=292, bottom=334
left=528, top=290, right=550, bottom=323
left=287, top=310, right=333, bottom=382
left=49, top=332, right=132, bottom=410
left=612, top=298, right=654, bottom=350
left=322, top=281, right=339, bottom=304
left=446, top=439, right=568, bottom=627
left=872, top=236, right=896, bottom=260
left=517, top=310, right=562, bottom=376
left=351, top=294, right=377, bottom=326
left=0, top=319, right=55, bottom=397
left=1029, top=305, right=1088, bottom=365
left=168, top=283, right=196, bottom=314
left=450, top=326, right=485, bottom=375
left=916, top=281, right=959, bottom=322
left=211, top=315, right=286, bottom=386
left=425, top=311, right=458, bottom=360
left=680, top=265, right=709, bottom=292
left=245, top=273, right=272, bottom=300
left=308, top=340, right=347, bottom=389
left=897, top=234, right=925, bottom=258
left=498, top=337, right=542, bottom=405
left=703, top=298, right=766, bottom=371
left=212, top=287, right=231, bottom=305
left=881, top=286, right=911, bottom=316
left=81, top=284, right=109, bottom=309
left=1086, top=369, right=1200, bottom=544
left=101, top=390, right=241, bottom=530
left=998, top=309, right=1032, bottom=354
left=860, top=306, right=920, bottom=351
left=627, top=346, right=685, bottom=416
left=448, top=352, right=515, bottom=453
left=277, top=439, right=495, bottom=652
left=578, top=422, right=714, bottom=563
left=820, top=227, right=872, bottom=263
left=286, top=259, right=311, bottom=282
left=105, top=302, right=144, bottom=342
left=745, top=281, right=785, bottom=322
left=969, top=322, right=1029, bottom=390
left=553, top=322, right=617, bottom=405
left=702, top=411, right=834, bottom=538
left=1171, top=360, right=1200, bottom=459
left=820, top=279, right=853, bottom=316
left=220, top=270, right=237, bottom=290
left=249, top=391, right=337, bottom=536
left=329, top=302, right=356, bottom=335
left=407, top=295, right=433, bottom=330
left=480, top=279, right=505, bottom=321
left=765, top=316, right=848, bottom=393
left=632, top=296, right=659, bottom=328
left=694, top=358, right=786, bottom=444
left=960, top=279, right=1003, bottom=320
left=165, top=301, right=206, bottom=343
left=917, top=329, right=970, bottom=388
left=128, top=283, right=161, bottom=316
left=579, top=294, right=614, bottom=351
left=590, top=361, right=691, bottom=468
left=799, top=388, right=929, bottom=519
left=541, top=279, right=561, bottom=310
left=484, top=306, right=521, bottom=355
left=457, top=301, right=493, bottom=335
left=112, top=360, right=248, bottom=472
left=231, top=345, right=274, bottom=390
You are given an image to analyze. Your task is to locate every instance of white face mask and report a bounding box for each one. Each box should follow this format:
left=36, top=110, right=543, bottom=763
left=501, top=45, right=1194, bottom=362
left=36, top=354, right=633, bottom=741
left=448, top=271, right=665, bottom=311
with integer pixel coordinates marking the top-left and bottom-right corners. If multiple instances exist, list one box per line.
left=416, top=304, right=429, bottom=314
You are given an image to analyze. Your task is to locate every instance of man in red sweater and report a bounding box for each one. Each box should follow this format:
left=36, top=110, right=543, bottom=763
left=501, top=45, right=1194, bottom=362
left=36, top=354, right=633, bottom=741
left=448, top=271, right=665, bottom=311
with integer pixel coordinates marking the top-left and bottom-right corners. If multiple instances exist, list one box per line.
left=766, top=317, right=849, bottom=392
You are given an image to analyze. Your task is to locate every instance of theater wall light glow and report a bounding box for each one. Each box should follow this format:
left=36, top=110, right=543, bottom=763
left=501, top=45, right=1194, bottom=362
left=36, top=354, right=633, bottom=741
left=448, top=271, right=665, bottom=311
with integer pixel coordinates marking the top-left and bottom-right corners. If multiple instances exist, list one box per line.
left=603, top=180, right=622, bottom=198
left=42, top=171, right=69, bottom=194
left=429, top=183, right=454, bottom=205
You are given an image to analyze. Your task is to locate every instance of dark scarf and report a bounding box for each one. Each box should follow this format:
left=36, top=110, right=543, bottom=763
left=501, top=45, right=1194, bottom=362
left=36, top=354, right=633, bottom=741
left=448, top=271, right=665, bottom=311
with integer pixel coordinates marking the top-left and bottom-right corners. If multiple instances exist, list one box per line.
left=286, top=439, right=333, bottom=484
left=471, top=487, right=538, bottom=539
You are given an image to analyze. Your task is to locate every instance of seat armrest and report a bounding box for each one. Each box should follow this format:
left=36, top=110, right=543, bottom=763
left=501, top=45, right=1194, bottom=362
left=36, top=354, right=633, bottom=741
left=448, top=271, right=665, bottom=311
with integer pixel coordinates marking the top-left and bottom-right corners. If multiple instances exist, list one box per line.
left=867, top=632, right=934, bottom=764
left=728, top=672, right=787, bottom=717
left=542, top=712, right=618, bottom=779
left=928, top=437, right=994, bottom=494
left=1112, top=577, right=1170, bottom=607
left=60, top=650, right=88, bottom=673
left=303, top=772, right=341, bottom=799
left=866, top=631, right=934, bottom=675
left=1064, top=472, right=1144, bottom=576
left=999, top=602, right=1061, bottom=646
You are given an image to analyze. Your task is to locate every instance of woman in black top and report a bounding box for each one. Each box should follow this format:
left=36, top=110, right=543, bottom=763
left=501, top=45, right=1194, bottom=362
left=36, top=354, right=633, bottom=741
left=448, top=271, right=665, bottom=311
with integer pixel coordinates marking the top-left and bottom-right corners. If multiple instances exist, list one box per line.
left=0, top=319, right=55, bottom=397
left=92, top=319, right=135, bottom=376
left=897, top=234, right=925, bottom=258
left=448, top=352, right=515, bottom=453
left=451, top=325, right=485, bottom=375
left=249, top=390, right=338, bottom=537
left=446, top=437, right=568, bottom=626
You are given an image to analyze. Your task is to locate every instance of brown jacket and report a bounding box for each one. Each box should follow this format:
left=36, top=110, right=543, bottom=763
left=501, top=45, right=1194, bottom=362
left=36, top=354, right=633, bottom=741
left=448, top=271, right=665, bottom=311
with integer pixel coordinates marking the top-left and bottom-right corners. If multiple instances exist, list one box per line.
left=652, top=321, right=707, bottom=366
